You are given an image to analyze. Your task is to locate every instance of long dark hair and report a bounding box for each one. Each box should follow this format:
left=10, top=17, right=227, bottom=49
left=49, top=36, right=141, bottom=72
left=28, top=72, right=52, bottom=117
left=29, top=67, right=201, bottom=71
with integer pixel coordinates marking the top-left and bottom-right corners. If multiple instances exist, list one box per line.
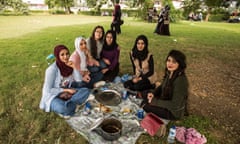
left=160, top=50, right=187, bottom=100
left=132, top=35, right=149, bottom=61
left=89, top=25, right=105, bottom=58
left=103, top=30, right=118, bottom=51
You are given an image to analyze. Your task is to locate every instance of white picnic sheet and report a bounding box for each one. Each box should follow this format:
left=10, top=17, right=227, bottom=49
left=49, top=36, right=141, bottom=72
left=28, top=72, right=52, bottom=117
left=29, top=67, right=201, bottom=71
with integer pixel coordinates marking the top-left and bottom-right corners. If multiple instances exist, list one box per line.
left=66, top=82, right=146, bottom=144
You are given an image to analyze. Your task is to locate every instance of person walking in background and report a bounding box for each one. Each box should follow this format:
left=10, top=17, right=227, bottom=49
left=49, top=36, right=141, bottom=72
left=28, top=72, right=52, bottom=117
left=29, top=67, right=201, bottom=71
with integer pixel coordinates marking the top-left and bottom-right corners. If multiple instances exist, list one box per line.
left=40, top=45, right=90, bottom=118
left=111, top=0, right=122, bottom=34
left=101, top=30, right=120, bottom=82
left=141, top=50, right=189, bottom=120
left=154, top=5, right=171, bottom=36
left=124, top=35, right=157, bottom=91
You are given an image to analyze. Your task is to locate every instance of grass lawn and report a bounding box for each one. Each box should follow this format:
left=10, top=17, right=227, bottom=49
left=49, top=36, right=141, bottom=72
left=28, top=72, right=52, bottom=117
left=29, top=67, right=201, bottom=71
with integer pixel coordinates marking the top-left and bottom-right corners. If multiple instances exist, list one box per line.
left=0, top=15, right=239, bottom=144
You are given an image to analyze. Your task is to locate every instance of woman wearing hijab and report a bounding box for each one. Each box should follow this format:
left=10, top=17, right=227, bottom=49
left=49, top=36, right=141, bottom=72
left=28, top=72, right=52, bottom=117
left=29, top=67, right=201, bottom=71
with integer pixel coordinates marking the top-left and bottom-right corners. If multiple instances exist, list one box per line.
left=40, top=45, right=90, bottom=118
left=70, top=36, right=103, bottom=88
left=101, top=30, right=120, bottom=82
left=124, top=35, right=157, bottom=91
left=111, top=0, right=122, bottom=34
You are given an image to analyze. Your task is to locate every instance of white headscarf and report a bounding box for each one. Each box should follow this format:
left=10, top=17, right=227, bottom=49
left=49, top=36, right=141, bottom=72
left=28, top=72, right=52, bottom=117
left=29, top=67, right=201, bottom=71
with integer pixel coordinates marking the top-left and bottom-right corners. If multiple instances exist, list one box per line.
left=75, top=37, right=87, bottom=71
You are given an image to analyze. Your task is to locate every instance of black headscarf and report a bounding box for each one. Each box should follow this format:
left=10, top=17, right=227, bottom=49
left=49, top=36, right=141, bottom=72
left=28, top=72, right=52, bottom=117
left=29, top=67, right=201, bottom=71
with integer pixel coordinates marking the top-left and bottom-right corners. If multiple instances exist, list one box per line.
left=132, top=35, right=149, bottom=61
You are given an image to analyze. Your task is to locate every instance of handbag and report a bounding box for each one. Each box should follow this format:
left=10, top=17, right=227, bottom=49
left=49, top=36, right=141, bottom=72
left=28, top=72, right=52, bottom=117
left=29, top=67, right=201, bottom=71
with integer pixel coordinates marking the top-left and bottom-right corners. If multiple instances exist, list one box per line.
left=119, top=19, right=124, bottom=25
left=140, top=113, right=166, bottom=137
left=164, top=20, right=169, bottom=24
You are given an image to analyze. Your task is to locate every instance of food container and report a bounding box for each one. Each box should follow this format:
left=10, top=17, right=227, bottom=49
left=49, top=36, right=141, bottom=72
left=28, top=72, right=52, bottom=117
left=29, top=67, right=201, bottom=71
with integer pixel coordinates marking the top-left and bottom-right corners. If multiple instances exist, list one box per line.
left=90, top=118, right=122, bottom=141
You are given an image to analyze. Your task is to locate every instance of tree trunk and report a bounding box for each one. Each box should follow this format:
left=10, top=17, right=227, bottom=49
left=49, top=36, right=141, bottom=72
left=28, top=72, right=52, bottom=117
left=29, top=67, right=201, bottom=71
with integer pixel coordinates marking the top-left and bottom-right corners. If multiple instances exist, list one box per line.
left=205, top=8, right=211, bottom=22
left=64, top=6, right=72, bottom=14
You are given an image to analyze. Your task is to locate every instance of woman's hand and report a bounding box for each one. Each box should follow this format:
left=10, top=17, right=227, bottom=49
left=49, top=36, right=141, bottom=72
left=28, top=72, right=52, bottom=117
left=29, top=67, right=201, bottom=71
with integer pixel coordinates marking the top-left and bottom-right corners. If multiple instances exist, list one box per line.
left=132, top=76, right=142, bottom=83
left=59, top=88, right=76, bottom=100
left=94, top=60, right=100, bottom=66
left=82, top=74, right=91, bottom=83
left=103, top=58, right=110, bottom=65
left=101, top=68, right=109, bottom=74
left=58, top=92, right=72, bottom=101
left=64, top=88, right=76, bottom=95
left=147, top=92, right=154, bottom=103
left=66, top=61, right=75, bottom=69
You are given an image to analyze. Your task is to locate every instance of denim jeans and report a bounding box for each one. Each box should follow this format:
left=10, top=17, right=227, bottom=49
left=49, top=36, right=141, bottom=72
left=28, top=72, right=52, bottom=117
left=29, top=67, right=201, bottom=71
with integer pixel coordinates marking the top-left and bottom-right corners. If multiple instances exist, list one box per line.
left=71, top=81, right=88, bottom=88
left=50, top=87, right=90, bottom=116
left=86, top=59, right=106, bottom=88
left=87, top=59, right=107, bottom=73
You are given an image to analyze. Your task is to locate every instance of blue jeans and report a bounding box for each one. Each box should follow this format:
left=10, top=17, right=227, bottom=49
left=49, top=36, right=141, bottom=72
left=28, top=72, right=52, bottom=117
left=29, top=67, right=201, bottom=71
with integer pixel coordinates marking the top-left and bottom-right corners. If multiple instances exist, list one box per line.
left=87, top=59, right=107, bottom=73
left=86, top=59, right=106, bottom=88
left=50, top=87, right=90, bottom=116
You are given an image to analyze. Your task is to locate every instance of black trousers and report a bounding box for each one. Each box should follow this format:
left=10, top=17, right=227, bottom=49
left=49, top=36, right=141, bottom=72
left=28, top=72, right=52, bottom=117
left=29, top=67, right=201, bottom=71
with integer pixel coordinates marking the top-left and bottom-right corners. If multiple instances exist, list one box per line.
left=123, top=78, right=153, bottom=91
left=142, top=103, right=176, bottom=120
left=141, top=93, right=176, bottom=120
left=111, top=22, right=121, bottom=34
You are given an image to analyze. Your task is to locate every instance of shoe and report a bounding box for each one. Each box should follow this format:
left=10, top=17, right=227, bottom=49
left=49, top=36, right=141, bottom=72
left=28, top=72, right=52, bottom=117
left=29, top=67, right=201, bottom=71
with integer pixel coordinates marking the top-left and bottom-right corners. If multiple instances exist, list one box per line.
left=58, top=113, right=71, bottom=119
left=86, top=93, right=95, bottom=101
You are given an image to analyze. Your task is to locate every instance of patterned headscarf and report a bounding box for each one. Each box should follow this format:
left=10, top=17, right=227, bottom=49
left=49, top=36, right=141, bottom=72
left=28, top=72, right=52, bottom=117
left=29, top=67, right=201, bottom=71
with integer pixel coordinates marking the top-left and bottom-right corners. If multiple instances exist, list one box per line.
left=54, top=45, right=73, bottom=77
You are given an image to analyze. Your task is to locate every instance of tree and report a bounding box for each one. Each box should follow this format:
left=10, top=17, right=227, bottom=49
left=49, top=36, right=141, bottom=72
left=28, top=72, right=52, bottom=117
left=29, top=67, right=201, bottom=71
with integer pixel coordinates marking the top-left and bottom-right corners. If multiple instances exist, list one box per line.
left=0, top=0, right=28, bottom=14
left=137, top=0, right=154, bottom=20
left=204, top=0, right=222, bottom=21
left=181, top=0, right=202, bottom=18
left=86, top=0, right=97, bottom=8
left=45, top=0, right=74, bottom=14
left=57, top=0, right=74, bottom=14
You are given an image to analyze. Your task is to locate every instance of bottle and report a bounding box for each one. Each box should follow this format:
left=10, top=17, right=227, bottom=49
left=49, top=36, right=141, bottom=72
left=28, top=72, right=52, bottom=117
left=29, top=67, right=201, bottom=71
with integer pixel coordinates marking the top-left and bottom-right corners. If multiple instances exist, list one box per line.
left=167, top=126, right=176, bottom=144
left=46, top=54, right=55, bottom=65
left=83, top=102, right=91, bottom=115
left=122, top=90, right=128, bottom=100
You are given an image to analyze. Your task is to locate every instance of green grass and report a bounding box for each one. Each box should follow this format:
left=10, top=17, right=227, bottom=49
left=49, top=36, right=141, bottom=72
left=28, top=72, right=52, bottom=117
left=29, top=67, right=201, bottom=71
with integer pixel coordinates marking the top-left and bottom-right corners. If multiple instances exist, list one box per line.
left=0, top=15, right=239, bottom=143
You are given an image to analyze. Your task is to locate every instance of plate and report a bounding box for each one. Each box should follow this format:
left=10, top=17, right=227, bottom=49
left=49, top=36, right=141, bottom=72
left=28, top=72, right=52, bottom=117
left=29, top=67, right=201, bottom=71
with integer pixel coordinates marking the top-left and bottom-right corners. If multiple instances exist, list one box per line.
left=95, top=90, right=121, bottom=106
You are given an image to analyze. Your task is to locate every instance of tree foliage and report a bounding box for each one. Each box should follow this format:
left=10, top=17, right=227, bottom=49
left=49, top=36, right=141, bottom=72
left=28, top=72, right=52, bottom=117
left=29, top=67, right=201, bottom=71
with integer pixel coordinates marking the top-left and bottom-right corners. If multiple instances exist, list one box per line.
left=0, top=0, right=28, bottom=13
left=45, top=0, right=74, bottom=14
left=85, top=0, right=97, bottom=8
left=181, top=0, right=202, bottom=17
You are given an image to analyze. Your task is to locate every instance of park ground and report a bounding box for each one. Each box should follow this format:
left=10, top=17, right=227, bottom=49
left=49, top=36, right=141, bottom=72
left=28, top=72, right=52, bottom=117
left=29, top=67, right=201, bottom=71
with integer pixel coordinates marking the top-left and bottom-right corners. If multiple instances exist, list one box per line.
left=0, top=15, right=239, bottom=144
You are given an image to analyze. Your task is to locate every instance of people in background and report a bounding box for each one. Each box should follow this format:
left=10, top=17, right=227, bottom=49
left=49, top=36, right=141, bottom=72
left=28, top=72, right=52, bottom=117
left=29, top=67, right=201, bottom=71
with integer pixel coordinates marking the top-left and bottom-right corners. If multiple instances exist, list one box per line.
left=40, top=45, right=90, bottom=118
left=111, top=0, right=122, bottom=34
left=124, top=35, right=157, bottom=91
left=141, top=50, right=189, bottom=120
left=101, top=30, right=120, bottom=82
left=154, top=5, right=171, bottom=36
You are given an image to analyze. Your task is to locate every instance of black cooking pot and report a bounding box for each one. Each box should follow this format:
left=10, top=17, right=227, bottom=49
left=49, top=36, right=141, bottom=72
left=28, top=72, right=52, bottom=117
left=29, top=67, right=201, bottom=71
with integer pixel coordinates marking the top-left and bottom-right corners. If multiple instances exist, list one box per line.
left=96, top=118, right=122, bottom=141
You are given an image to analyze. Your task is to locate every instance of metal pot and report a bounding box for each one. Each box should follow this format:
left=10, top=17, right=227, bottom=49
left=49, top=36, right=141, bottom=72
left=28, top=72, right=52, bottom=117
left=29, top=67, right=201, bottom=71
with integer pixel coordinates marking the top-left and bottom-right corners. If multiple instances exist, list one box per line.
left=95, top=118, right=122, bottom=141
